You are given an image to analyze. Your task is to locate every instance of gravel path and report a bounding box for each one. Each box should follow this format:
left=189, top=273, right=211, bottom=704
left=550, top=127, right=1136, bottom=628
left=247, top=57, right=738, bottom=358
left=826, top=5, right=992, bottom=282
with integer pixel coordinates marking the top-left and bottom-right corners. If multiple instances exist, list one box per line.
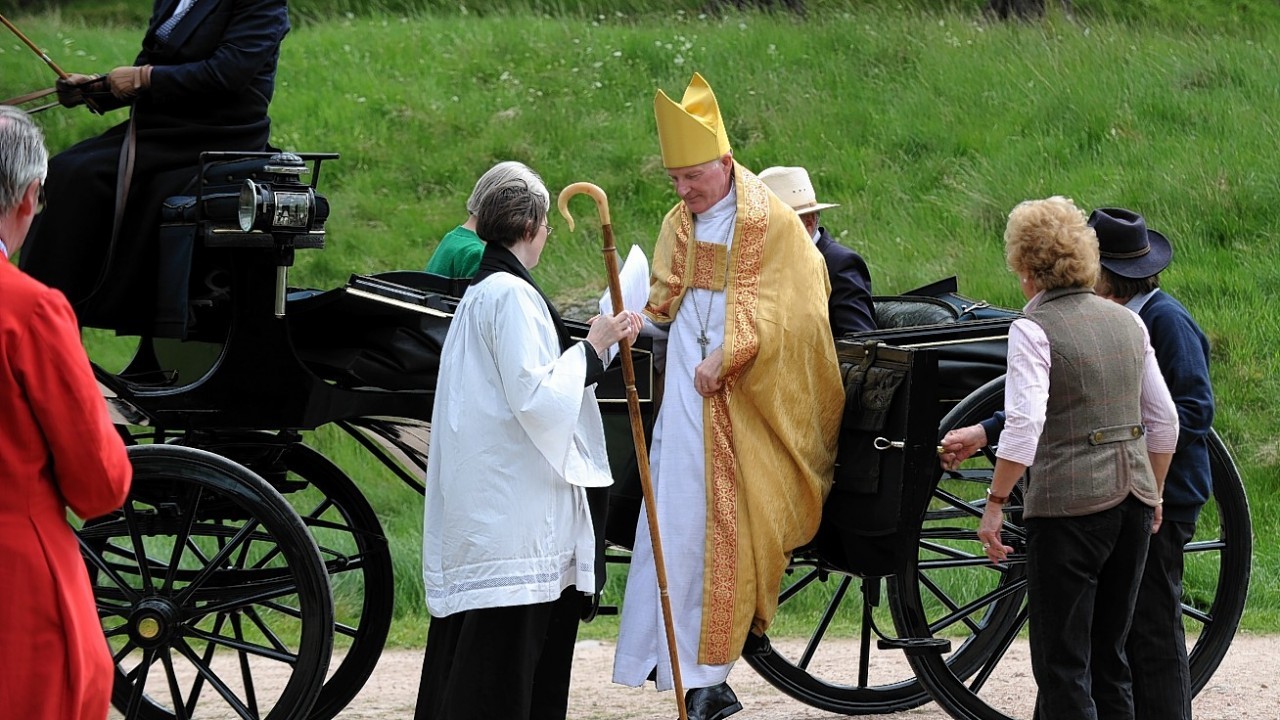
left=312, top=635, right=1278, bottom=719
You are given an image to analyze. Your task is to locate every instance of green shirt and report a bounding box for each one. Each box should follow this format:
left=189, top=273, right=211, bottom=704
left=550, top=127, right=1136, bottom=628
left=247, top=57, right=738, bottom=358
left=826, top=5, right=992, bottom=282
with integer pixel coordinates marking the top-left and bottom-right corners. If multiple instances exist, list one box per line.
left=425, top=226, right=484, bottom=278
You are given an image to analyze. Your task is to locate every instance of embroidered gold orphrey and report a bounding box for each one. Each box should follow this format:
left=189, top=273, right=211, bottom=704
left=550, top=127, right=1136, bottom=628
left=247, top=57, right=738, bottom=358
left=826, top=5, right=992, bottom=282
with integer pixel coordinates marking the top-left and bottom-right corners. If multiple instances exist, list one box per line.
left=704, top=172, right=768, bottom=663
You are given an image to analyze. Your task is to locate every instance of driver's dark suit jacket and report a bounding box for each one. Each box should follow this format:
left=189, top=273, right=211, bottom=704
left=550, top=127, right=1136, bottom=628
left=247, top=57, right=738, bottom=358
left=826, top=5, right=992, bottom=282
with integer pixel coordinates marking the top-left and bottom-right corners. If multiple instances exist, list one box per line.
left=21, top=0, right=290, bottom=336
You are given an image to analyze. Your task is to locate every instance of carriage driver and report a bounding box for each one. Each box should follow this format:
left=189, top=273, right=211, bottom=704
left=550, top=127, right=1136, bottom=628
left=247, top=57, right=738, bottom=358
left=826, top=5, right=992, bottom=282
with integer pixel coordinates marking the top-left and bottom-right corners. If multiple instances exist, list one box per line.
left=611, top=73, right=844, bottom=720
left=0, top=105, right=132, bottom=720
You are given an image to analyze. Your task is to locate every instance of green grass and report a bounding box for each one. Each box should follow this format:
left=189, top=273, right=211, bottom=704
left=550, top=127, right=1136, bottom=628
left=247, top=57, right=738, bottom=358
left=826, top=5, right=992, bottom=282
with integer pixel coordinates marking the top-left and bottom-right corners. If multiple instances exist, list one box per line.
left=4, top=2, right=1278, bottom=641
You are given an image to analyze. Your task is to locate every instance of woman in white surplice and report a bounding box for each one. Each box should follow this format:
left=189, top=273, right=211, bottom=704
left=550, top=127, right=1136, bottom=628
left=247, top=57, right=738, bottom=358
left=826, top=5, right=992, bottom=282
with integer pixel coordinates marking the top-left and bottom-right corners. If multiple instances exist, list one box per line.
left=415, top=175, right=640, bottom=720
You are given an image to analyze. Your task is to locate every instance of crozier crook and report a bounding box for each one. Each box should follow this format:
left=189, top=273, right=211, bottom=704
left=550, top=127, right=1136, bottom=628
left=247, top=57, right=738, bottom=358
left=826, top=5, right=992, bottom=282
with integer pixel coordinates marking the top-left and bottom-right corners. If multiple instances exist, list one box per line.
left=557, top=182, right=688, bottom=720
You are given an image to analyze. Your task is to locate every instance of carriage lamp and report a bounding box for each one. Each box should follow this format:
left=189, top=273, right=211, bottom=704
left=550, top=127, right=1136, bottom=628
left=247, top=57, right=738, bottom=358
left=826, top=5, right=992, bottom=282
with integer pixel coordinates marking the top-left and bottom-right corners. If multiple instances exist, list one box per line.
left=236, top=153, right=319, bottom=234
left=233, top=152, right=323, bottom=317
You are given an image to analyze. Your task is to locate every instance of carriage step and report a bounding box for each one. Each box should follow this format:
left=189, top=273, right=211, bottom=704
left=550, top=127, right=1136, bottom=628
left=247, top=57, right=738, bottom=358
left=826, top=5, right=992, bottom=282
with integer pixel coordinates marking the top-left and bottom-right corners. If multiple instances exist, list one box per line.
left=876, top=637, right=952, bottom=655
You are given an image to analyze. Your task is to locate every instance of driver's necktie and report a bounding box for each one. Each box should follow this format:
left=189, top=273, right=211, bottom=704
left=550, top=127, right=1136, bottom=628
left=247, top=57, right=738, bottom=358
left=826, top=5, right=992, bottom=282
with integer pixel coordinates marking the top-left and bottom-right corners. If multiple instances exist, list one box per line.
left=156, top=0, right=199, bottom=40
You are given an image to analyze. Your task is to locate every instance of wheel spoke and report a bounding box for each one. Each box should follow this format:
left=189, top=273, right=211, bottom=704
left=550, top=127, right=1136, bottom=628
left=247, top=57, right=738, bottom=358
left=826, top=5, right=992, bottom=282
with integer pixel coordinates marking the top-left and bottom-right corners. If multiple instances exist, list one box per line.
left=777, top=565, right=822, bottom=605
left=175, top=519, right=262, bottom=606
left=243, top=605, right=292, bottom=655
left=124, top=647, right=157, bottom=717
left=174, top=636, right=256, bottom=719
left=79, top=534, right=142, bottom=605
left=183, top=623, right=299, bottom=664
left=160, top=649, right=191, bottom=720
left=799, top=575, right=851, bottom=670
left=162, top=487, right=204, bottom=594
left=113, top=638, right=138, bottom=665
left=1184, top=538, right=1226, bottom=554
left=193, top=578, right=306, bottom=617
left=230, top=613, right=261, bottom=719
left=965, top=604, right=1029, bottom=694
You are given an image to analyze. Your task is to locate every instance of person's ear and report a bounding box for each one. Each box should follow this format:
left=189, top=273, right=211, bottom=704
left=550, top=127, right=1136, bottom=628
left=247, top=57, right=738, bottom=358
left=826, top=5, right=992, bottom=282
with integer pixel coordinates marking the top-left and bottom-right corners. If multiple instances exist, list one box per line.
left=20, top=179, right=41, bottom=218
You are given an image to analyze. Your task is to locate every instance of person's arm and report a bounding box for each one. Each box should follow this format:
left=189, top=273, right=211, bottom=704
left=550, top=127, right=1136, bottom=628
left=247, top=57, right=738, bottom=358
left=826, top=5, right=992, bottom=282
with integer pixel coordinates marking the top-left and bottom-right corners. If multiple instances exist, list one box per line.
left=979, top=457, right=1024, bottom=563
left=146, top=0, right=290, bottom=102
left=1145, top=301, right=1214, bottom=451
left=976, top=319, right=1047, bottom=563
left=18, top=291, right=132, bottom=520
left=993, top=320, right=1049, bottom=468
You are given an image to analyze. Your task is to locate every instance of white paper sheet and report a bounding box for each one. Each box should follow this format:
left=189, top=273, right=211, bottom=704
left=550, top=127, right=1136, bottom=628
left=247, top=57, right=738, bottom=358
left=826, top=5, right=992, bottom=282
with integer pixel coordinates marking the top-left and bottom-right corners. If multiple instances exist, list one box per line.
left=597, top=244, right=650, bottom=365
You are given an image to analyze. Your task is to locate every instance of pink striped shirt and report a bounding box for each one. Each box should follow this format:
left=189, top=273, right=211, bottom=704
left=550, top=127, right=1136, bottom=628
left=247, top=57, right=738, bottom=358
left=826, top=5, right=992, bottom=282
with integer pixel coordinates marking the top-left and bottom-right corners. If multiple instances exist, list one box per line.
left=996, top=291, right=1179, bottom=467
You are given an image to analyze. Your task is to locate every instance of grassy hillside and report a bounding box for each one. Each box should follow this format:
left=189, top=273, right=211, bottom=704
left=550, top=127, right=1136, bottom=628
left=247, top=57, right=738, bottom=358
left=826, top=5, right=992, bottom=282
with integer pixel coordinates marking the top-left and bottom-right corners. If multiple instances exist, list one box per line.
left=3, top=3, right=1277, bottom=641
left=22, top=0, right=1280, bottom=29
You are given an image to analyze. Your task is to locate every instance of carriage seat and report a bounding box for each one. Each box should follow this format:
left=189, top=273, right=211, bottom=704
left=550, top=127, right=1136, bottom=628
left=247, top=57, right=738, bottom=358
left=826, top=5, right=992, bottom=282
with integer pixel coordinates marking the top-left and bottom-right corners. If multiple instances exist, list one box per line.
left=873, top=296, right=959, bottom=329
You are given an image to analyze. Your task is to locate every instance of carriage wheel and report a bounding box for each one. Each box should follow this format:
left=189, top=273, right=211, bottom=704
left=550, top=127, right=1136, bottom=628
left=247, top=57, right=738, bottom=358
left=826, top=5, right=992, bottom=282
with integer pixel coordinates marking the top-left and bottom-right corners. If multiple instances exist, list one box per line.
left=80, top=444, right=334, bottom=720
left=743, top=555, right=936, bottom=714
left=200, top=437, right=395, bottom=720
left=890, top=377, right=1253, bottom=719
left=744, top=464, right=1022, bottom=712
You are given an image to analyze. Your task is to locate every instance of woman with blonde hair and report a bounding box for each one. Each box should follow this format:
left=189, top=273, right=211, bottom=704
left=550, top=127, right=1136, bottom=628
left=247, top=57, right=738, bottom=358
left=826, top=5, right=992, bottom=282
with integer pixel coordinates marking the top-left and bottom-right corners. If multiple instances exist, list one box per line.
left=978, top=196, right=1179, bottom=719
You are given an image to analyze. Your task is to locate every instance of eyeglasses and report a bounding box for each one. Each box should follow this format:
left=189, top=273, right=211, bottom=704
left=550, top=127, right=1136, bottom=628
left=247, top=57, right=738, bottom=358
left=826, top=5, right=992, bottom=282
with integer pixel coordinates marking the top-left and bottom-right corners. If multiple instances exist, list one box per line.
left=543, top=223, right=554, bottom=236
left=35, top=181, right=45, bottom=215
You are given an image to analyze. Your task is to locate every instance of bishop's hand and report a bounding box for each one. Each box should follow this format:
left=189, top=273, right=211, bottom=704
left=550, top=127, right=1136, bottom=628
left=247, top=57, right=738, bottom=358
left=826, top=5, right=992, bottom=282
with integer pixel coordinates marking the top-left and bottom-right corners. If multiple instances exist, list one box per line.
left=694, top=346, right=724, bottom=397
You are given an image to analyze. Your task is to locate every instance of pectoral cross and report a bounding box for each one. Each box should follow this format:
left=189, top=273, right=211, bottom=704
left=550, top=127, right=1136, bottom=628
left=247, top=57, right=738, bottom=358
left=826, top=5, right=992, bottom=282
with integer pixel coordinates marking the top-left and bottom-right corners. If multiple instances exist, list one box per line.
left=697, top=332, right=710, bottom=360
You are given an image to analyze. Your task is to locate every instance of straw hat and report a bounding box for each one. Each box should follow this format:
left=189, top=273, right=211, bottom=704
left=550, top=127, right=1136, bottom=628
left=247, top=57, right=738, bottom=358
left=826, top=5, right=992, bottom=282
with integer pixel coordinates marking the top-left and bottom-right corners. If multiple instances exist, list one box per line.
left=758, top=166, right=839, bottom=215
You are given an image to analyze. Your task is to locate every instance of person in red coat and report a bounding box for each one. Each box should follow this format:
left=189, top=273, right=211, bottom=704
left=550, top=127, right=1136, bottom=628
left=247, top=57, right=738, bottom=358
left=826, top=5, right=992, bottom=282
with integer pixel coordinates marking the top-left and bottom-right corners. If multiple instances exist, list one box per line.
left=0, top=105, right=133, bottom=720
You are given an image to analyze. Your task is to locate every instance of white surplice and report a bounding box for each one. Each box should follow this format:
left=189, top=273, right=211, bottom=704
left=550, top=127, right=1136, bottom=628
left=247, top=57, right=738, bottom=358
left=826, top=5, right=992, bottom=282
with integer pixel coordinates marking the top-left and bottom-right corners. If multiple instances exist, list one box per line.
left=613, top=185, right=738, bottom=691
left=422, top=272, right=611, bottom=618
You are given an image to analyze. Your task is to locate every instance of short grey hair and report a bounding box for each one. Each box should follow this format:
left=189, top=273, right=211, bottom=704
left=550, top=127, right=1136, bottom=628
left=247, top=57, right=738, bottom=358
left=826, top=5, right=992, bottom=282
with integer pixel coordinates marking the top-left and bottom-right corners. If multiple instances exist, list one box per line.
left=466, top=161, right=548, bottom=216
left=0, top=105, right=48, bottom=214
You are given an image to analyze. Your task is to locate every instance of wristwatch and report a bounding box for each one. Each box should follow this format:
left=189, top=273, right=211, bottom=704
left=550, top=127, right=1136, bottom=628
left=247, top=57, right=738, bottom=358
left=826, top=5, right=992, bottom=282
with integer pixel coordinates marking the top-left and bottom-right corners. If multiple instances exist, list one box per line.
left=986, top=487, right=1009, bottom=505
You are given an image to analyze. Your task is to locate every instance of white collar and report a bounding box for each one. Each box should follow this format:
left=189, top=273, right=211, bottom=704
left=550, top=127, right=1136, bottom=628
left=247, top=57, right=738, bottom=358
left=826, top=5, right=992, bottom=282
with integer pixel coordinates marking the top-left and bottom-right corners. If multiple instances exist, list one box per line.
left=1125, top=288, right=1159, bottom=313
left=695, top=179, right=738, bottom=223
left=0, top=236, right=9, bottom=261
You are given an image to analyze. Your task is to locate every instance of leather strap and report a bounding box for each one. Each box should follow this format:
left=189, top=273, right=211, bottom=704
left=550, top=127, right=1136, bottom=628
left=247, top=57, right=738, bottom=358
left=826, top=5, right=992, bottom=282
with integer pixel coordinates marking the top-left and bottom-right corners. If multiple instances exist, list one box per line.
left=1, top=86, right=54, bottom=105
left=1087, top=424, right=1145, bottom=446
left=84, top=105, right=139, bottom=303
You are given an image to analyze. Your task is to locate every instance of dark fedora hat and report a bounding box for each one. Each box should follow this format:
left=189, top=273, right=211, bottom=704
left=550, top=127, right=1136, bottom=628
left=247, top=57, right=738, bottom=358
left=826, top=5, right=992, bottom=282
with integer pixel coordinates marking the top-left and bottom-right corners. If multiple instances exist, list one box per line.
left=1087, top=207, right=1173, bottom=279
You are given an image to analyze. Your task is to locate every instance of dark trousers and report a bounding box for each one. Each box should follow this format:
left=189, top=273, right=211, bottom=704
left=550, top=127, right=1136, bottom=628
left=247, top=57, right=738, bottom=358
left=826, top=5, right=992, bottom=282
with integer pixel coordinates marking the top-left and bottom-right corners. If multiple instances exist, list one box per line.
left=415, top=586, right=582, bottom=720
left=1027, top=496, right=1153, bottom=720
left=1127, top=519, right=1196, bottom=720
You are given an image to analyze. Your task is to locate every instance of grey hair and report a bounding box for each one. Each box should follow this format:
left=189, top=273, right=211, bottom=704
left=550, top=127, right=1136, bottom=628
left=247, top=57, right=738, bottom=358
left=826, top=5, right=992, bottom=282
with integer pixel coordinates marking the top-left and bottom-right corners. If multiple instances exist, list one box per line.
left=466, top=161, right=548, bottom=216
left=0, top=105, right=48, bottom=214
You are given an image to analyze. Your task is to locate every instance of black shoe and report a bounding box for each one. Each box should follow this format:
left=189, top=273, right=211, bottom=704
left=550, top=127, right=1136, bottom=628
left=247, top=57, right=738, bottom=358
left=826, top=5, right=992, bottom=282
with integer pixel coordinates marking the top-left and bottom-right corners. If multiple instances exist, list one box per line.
left=684, top=682, right=742, bottom=720
left=742, top=631, right=772, bottom=657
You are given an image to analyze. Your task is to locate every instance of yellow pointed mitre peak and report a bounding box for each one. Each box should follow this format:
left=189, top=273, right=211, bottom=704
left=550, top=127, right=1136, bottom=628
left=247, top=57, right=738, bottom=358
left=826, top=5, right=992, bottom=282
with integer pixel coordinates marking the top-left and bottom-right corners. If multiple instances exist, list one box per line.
left=654, top=72, right=732, bottom=169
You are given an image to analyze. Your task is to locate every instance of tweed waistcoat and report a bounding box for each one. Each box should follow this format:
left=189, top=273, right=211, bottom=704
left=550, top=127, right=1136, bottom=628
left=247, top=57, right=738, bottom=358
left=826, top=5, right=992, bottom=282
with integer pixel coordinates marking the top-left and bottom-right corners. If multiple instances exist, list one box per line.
left=1023, top=287, right=1159, bottom=518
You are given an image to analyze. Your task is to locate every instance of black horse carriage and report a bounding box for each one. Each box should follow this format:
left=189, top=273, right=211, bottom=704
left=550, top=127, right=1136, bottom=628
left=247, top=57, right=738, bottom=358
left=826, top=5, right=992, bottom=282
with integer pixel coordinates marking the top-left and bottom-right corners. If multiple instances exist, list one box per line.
left=81, top=151, right=1252, bottom=720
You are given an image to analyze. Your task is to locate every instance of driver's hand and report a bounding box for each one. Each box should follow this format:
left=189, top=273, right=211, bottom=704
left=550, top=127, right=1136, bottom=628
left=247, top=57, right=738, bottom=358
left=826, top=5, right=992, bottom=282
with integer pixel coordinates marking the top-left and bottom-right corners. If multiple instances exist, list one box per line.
left=106, top=65, right=152, bottom=100
left=55, top=73, right=103, bottom=108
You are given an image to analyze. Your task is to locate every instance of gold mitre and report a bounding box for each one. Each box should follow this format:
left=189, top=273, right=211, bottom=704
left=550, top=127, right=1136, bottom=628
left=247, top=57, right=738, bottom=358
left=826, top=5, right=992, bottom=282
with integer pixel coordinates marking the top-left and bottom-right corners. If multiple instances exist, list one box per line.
left=654, top=72, right=732, bottom=169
